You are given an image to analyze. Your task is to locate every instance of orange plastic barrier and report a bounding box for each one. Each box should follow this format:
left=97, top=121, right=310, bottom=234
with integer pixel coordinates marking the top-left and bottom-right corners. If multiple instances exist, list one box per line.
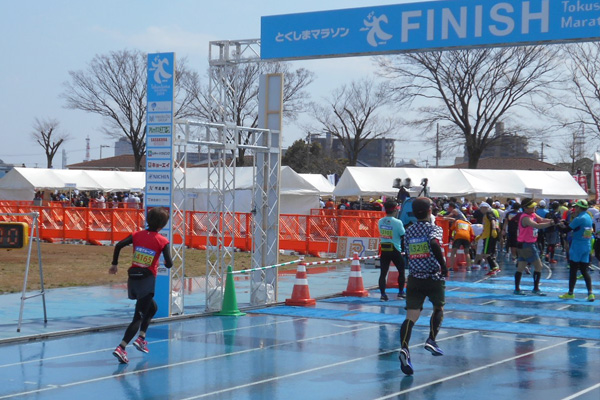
left=0, top=202, right=383, bottom=255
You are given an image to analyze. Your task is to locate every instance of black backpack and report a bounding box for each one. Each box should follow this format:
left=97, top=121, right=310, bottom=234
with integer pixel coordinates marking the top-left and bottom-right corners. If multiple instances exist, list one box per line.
left=507, top=211, right=522, bottom=238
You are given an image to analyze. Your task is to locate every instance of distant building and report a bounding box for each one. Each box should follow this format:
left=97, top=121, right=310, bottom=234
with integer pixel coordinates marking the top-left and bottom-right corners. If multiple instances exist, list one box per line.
left=114, top=137, right=134, bottom=157
left=448, top=157, right=566, bottom=171
left=307, top=132, right=395, bottom=167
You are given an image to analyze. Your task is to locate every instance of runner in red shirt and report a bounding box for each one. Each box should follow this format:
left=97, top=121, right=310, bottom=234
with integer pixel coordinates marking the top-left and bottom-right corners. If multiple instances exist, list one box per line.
left=108, top=207, right=173, bottom=364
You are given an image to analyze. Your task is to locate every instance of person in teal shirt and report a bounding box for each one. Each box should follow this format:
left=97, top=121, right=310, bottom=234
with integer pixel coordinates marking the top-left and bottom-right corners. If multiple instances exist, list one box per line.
left=378, top=200, right=406, bottom=301
left=559, top=200, right=595, bottom=302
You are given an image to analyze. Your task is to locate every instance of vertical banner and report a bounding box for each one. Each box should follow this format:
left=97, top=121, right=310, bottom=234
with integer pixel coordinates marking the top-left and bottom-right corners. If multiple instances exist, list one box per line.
left=146, top=52, right=175, bottom=318
left=594, top=153, right=600, bottom=203
left=573, top=173, right=588, bottom=193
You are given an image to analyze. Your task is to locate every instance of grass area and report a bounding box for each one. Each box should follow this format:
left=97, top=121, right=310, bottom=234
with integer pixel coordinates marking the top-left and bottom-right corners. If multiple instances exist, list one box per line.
left=0, top=242, right=312, bottom=294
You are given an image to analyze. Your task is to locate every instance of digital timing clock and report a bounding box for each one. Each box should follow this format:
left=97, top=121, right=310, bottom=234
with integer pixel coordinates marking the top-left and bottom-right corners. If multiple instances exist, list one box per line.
left=0, top=222, right=29, bottom=249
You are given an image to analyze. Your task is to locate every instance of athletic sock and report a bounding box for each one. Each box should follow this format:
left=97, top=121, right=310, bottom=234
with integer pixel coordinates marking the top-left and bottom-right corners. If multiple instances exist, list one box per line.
left=514, top=271, right=522, bottom=291
left=533, top=271, right=541, bottom=291
left=400, top=319, right=414, bottom=348
left=430, top=308, right=444, bottom=340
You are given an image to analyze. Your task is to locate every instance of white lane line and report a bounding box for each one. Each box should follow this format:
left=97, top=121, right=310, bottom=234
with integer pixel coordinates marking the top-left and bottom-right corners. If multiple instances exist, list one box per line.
left=180, top=331, right=478, bottom=400
left=561, top=383, right=600, bottom=400
left=0, top=324, right=382, bottom=399
left=373, top=339, right=576, bottom=400
left=0, top=317, right=307, bottom=369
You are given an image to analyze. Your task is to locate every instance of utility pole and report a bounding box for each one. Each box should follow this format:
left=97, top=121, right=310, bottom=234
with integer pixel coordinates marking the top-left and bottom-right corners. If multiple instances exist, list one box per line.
left=435, top=124, right=440, bottom=168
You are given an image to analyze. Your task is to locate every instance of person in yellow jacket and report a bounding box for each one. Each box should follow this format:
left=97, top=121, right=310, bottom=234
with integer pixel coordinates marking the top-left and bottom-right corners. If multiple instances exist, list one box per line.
left=475, top=202, right=501, bottom=275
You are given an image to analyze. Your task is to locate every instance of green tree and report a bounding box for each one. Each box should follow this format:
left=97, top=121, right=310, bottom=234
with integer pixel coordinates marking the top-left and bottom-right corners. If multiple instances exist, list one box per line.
left=282, top=139, right=346, bottom=176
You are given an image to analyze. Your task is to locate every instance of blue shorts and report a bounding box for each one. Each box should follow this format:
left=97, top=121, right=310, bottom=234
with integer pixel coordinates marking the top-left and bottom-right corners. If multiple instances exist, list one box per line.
left=517, top=242, right=540, bottom=263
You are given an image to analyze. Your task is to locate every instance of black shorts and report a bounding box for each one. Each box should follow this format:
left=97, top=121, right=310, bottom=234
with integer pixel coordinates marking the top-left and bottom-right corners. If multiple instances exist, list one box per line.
left=452, top=238, right=471, bottom=250
left=127, top=275, right=156, bottom=300
left=405, top=275, right=445, bottom=310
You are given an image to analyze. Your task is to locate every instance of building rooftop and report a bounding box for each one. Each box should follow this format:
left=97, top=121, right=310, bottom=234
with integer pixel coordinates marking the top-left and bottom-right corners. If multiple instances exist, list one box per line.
left=447, top=157, right=566, bottom=171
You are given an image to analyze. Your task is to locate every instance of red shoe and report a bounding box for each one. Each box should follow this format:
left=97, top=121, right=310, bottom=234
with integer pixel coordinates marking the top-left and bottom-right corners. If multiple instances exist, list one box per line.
left=133, top=336, right=149, bottom=353
left=550, top=260, right=557, bottom=264
left=113, top=346, right=129, bottom=364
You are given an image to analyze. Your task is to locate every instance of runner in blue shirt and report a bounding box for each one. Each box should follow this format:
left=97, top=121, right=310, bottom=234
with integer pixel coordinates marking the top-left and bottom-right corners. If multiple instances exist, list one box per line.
left=378, top=200, right=406, bottom=301
left=558, top=200, right=595, bottom=302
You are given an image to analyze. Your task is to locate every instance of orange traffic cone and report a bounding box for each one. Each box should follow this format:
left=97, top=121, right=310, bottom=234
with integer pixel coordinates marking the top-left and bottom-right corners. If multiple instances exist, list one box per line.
left=286, top=263, right=316, bottom=306
left=342, top=253, right=370, bottom=297
left=455, top=248, right=468, bottom=271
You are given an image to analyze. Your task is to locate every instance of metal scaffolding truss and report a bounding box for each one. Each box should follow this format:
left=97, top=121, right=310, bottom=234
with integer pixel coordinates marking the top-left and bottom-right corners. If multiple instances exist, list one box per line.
left=170, top=38, right=280, bottom=313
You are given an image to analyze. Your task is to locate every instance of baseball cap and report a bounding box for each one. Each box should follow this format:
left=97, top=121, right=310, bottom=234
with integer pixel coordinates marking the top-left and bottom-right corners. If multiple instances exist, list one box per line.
left=574, top=199, right=589, bottom=209
left=479, top=202, right=490, bottom=209
left=539, top=200, right=546, bottom=207
left=521, top=198, right=538, bottom=209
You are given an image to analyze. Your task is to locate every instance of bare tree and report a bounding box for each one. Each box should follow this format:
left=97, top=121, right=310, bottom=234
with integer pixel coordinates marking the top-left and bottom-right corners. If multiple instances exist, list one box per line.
left=560, top=42, right=600, bottom=138
left=377, top=46, right=561, bottom=168
left=62, top=49, right=198, bottom=171
left=309, top=78, right=394, bottom=166
left=183, top=62, right=315, bottom=165
left=31, top=118, right=69, bottom=168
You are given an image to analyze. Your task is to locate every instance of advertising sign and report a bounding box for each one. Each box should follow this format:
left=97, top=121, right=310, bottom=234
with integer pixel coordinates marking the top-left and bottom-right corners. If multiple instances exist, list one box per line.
left=262, top=0, right=600, bottom=60
left=146, top=52, right=175, bottom=318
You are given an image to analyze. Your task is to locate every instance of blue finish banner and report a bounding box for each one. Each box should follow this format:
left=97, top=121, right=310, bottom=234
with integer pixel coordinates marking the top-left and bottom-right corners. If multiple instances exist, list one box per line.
left=261, top=0, right=600, bottom=60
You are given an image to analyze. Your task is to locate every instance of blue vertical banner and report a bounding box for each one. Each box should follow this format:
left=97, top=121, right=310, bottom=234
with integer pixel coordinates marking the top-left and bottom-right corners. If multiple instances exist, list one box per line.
left=146, top=52, right=175, bottom=318
left=261, top=0, right=600, bottom=60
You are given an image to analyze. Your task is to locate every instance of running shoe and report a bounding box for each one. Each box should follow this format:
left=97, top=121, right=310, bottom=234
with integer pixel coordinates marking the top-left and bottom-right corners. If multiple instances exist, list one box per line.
left=588, top=294, right=595, bottom=302
left=525, top=266, right=531, bottom=275
left=558, top=293, right=575, bottom=300
left=424, top=338, right=444, bottom=356
left=380, top=294, right=389, bottom=302
left=133, top=336, right=149, bottom=353
left=513, top=289, right=527, bottom=296
left=397, top=291, right=406, bottom=299
left=550, top=260, right=558, bottom=264
left=399, top=348, right=414, bottom=375
left=485, top=268, right=500, bottom=276
left=113, top=346, right=129, bottom=364
left=532, top=289, right=547, bottom=296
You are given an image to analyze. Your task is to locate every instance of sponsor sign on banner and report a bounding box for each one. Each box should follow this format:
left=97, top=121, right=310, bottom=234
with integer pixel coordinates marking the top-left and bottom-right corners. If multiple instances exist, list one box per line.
left=336, top=236, right=380, bottom=258
left=147, top=149, right=172, bottom=159
left=148, top=136, right=172, bottom=147
left=147, top=125, right=172, bottom=136
left=146, top=52, right=175, bottom=318
left=147, top=183, right=172, bottom=194
left=262, top=0, right=600, bottom=60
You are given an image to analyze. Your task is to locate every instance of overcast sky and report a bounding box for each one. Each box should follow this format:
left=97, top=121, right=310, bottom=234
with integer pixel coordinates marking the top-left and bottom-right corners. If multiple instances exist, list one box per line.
left=1, top=0, right=568, bottom=169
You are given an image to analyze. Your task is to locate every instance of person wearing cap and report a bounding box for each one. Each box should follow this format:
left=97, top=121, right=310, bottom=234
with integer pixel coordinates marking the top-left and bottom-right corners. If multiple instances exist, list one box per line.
left=398, top=197, right=447, bottom=376
left=377, top=200, right=406, bottom=301
left=476, top=202, right=502, bottom=275
left=558, top=200, right=595, bottom=302
left=514, top=198, right=556, bottom=296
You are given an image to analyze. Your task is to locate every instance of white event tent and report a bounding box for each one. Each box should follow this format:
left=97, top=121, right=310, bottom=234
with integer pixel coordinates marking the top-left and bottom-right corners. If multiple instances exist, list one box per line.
left=334, top=167, right=587, bottom=200
left=298, top=173, right=335, bottom=196
left=0, top=168, right=146, bottom=200
left=178, top=166, right=321, bottom=215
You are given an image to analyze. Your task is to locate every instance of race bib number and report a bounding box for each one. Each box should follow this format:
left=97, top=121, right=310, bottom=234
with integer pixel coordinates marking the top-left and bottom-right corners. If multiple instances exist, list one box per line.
left=408, top=236, right=430, bottom=259
left=583, top=227, right=593, bottom=239
left=457, top=222, right=469, bottom=231
left=380, top=224, right=393, bottom=240
left=132, top=246, right=157, bottom=268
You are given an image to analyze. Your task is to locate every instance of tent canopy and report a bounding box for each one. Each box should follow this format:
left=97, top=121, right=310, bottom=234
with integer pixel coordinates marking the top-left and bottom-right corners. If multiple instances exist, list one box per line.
left=0, top=168, right=146, bottom=200
left=298, top=174, right=335, bottom=196
left=334, top=167, right=587, bottom=200
left=179, top=166, right=321, bottom=214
